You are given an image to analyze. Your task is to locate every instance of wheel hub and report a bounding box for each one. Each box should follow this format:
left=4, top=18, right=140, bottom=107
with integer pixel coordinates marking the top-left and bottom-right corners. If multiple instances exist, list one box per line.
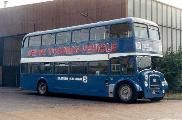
left=119, top=85, right=132, bottom=101
left=38, top=82, right=47, bottom=94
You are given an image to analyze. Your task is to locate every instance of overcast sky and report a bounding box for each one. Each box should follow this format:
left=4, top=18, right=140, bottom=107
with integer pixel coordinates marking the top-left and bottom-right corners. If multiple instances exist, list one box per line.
left=158, top=0, right=182, bottom=9
left=0, top=0, right=181, bottom=9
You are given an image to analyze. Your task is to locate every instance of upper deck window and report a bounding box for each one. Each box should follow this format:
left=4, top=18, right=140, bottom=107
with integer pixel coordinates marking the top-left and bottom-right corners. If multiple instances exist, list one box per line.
left=110, top=23, right=133, bottom=39
left=23, top=37, right=29, bottom=48
left=134, top=23, right=148, bottom=39
left=72, top=29, right=89, bottom=43
left=90, top=26, right=109, bottom=41
left=56, top=32, right=71, bottom=44
left=149, top=26, right=160, bottom=40
left=29, top=36, right=41, bottom=47
left=42, top=34, right=55, bottom=46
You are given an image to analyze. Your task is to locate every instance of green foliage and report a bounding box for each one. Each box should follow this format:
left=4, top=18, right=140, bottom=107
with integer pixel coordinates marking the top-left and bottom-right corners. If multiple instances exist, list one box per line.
left=153, top=48, right=182, bottom=90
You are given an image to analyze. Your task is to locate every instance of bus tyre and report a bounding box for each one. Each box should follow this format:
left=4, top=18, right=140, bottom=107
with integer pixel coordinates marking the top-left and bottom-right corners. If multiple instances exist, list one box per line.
left=117, top=83, right=137, bottom=103
left=37, top=81, right=48, bottom=95
left=149, top=97, right=163, bottom=102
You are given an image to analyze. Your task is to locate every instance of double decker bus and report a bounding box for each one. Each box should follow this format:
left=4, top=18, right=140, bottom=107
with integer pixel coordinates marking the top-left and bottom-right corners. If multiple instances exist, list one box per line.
left=20, top=17, right=168, bottom=103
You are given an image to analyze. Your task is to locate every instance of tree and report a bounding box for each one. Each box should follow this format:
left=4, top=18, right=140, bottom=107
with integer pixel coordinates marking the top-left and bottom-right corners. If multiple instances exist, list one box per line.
left=153, top=48, right=182, bottom=90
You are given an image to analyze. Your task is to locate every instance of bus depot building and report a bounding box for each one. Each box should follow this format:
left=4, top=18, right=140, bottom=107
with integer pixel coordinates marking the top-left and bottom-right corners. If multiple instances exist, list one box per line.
left=0, top=0, right=181, bottom=87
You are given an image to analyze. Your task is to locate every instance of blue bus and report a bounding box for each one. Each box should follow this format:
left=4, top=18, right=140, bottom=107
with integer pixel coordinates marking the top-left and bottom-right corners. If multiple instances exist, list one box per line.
left=20, top=17, right=168, bottom=103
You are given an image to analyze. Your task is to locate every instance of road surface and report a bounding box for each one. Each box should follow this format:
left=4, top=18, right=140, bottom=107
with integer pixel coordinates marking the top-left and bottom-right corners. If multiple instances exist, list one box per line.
left=0, top=88, right=181, bottom=120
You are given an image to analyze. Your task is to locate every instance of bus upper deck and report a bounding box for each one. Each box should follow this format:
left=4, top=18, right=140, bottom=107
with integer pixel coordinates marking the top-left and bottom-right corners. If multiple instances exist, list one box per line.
left=21, top=17, right=162, bottom=63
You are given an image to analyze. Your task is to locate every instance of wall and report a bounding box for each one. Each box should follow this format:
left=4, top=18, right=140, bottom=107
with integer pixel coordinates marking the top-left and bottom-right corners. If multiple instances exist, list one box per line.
left=0, top=35, right=23, bottom=87
left=0, top=0, right=128, bottom=86
left=0, top=0, right=127, bottom=37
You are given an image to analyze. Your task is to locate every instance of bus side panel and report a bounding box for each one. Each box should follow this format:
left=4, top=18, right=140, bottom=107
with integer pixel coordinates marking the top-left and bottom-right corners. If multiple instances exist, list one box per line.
left=20, top=74, right=37, bottom=91
left=47, top=75, right=109, bottom=97
left=86, top=75, right=108, bottom=97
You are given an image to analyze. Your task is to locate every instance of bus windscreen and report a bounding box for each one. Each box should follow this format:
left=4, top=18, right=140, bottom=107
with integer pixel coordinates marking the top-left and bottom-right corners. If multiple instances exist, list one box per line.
left=134, top=23, right=148, bottom=39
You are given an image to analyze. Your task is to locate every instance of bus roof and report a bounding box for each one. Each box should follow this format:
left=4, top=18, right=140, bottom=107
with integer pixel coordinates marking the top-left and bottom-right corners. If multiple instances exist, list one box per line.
left=24, top=17, right=158, bottom=38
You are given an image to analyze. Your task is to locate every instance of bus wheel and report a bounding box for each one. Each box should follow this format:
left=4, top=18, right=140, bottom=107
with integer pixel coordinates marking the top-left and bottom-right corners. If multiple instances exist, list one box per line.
left=37, top=81, right=48, bottom=95
left=117, top=83, right=137, bottom=103
left=149, top=97, right=163, bottom=102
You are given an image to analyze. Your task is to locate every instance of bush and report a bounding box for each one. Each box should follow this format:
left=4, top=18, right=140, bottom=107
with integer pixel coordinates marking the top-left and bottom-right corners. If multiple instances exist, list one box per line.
left=153, top=48, right=182, bottom=90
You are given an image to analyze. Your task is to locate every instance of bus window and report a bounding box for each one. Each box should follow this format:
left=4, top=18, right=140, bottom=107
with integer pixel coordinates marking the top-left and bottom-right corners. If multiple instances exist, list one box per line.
left=134, top=23, right=148, bottom=39
left=21, top=63, right=31, bottom=73
left=121, top=57, right=135, bottom=75
left=111, top=58, right=121, bottom=75
left=90, top=26, right=109, bottom=41
left=55, top=62, right=69, bottom=74
left=31, top=63, right=40, bottom=73
left=70, top=62, right=87, bottom=74
left=23, top=37, right=29, bottom=48
left=149, top=26, right=160, bottom=40
left=42, top=34, right=55, bottom=46
left=72, top=29, right=89, bottom=43
left=137, top=56, right=151, bottom=71
left=56, top=32, right=71, bottom=44
left=110, top=23, right=133, bottom=39
left=29, top=36, right=41, bottom=47
left=40, top=63, right=54, bottom=74
left=88, top=61, right=108, bottom=75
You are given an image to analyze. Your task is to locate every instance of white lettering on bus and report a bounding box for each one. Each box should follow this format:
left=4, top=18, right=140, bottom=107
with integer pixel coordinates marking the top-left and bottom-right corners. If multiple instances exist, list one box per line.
left=57, top=76, right=88, bottom=83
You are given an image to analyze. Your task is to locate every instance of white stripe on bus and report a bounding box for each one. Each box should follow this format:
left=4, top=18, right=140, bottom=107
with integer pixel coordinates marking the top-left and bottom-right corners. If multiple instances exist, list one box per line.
left=21, top=53, right=163, bottom=63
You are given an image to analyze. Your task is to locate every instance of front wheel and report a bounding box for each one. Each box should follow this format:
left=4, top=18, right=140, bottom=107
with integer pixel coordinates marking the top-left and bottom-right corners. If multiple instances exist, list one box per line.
left=37, top=81, right=48, bottom=95
left=117, top=83, right=137, bottom=103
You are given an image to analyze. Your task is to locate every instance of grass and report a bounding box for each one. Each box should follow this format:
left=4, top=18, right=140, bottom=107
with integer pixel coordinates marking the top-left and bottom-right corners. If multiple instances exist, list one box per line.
left=165, top=93, right=182, bottom=100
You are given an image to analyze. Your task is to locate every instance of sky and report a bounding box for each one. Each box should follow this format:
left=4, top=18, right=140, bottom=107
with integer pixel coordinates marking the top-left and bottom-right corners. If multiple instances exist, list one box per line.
left=0, top=0, right=181, bottom=9
left=158, top=0, right=182, bottom=9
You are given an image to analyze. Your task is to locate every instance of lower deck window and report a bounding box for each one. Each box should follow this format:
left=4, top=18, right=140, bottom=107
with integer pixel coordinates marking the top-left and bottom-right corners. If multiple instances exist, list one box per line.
left=40, top=63, right=54, bottom=74
left=88, top=61, right=108, bottom=75
left=31, top=63, right=40, bottom=73
left=70, top=62, right=87, bottom=74
left=21, top=63, right=31, bottom=73
left=111, top=57, right=135, bottom=75
left=121, top=57, right=135, bottom=75
left=111, top=58, right=121, bottom=75
left=55, top=62, right=69, bottom=74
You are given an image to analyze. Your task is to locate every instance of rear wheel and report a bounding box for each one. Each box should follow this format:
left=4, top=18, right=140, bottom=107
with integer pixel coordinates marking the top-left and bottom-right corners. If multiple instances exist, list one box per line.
left=117, top=83, right=137, bottom=103
left=37, top=81, right=48, bottom=95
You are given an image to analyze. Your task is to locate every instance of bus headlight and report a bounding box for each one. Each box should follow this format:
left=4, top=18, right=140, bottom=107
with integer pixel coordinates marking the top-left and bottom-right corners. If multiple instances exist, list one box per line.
left=145, top=75, right=148, bottom=81
left=144, top=81, right=148, bottom=87
left=144, top=75, right=149, bottom=87
left=162, top=80, right=168, bottom=86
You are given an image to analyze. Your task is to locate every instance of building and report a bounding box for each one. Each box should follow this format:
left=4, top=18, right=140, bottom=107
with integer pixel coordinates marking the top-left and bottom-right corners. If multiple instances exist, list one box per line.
left=0, top=0, right=181, bottom=87
left=128, top=0, right=182, bottom=53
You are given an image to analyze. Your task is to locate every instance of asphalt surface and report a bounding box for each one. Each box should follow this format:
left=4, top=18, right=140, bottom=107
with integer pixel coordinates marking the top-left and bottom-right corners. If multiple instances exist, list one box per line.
left=0, top=88, right=181, bottom=120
